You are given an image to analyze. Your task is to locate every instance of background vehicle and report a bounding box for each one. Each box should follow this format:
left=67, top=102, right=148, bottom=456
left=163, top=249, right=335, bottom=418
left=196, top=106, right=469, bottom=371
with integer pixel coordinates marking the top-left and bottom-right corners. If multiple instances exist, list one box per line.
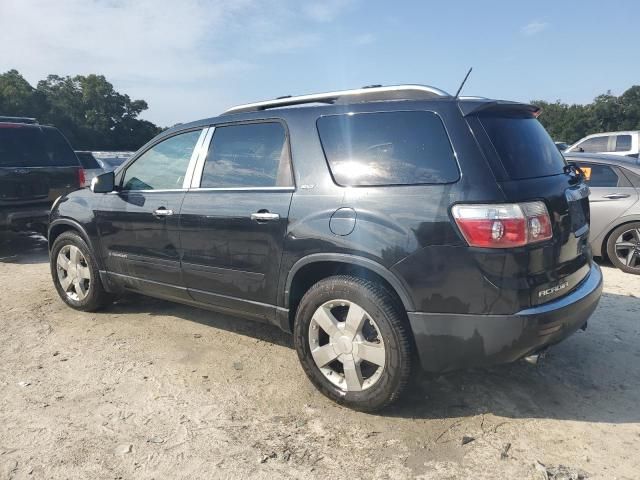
left=48, top=85, right=601, bottom=411
left=1, top=117, right=84, bottom=237
left=555, top=141, right=570, bottom=152
left=75, top=151, right=104, bottom=187
left=565, top=152, right=640, bottom=274
left=92, top=151, right=134, bottom=172
left=566, top=131, right=640, bottom=159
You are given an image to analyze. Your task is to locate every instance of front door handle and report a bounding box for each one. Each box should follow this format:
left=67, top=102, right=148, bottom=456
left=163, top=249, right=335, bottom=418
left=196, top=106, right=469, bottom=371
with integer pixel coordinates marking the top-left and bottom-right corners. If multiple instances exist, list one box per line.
left=251, top=211, right=280, bottom=222
left=603, top=193, right=630, bottom=199
left=153, top=207, right=174, bottom=217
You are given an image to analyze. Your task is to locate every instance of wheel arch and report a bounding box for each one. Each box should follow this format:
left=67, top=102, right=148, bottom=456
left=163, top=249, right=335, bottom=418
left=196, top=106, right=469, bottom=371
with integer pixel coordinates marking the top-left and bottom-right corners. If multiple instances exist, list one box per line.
left=600, top=215, right=640, bottom=260
left=48, top=219, right=104, bottom=270
left=283, top=254, right=415, bottom=332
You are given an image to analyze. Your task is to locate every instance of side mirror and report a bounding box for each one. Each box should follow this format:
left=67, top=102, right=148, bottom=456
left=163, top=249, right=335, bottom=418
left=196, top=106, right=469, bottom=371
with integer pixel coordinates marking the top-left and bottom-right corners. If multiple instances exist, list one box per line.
left=91, top=171, right=115, bottom=193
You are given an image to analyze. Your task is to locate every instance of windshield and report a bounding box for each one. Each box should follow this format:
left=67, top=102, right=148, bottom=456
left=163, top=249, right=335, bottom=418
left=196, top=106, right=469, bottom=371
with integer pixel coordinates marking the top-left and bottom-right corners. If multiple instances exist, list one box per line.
left=478, top=113, right=566, bottom=180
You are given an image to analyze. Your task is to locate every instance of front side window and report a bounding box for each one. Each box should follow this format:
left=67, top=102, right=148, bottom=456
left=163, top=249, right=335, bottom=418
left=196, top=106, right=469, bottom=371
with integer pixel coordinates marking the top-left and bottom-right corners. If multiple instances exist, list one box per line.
left=577, top=136, right=609, bottom=153
left=200, top=122, right=292, bottom=188
left=122, top=130, right=202, bottom=191
left=317, top=111, right=459, bottom=186
left=576, top=163, right=620, bottom=187
left=615, top=135, right=632, bottom=152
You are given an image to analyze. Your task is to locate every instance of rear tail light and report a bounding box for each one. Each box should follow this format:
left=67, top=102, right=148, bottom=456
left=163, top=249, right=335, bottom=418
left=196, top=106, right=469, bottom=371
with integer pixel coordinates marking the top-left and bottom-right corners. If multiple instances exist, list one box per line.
left=451, top=201, right=553, bottom=248
left=77, top=167, right=86, bottom=187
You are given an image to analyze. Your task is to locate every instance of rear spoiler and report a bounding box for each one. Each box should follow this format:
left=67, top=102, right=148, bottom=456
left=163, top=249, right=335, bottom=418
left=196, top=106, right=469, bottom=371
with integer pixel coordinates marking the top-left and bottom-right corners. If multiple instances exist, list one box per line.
left=458, top=99, right=540, bottom=117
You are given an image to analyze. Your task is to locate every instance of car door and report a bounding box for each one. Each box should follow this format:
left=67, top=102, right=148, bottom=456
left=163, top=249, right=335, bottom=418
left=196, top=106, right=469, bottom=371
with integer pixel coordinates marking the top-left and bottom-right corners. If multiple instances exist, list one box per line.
left=179, top=120, right=294, bottom=321
left=96, top=128, right=207, bottom=301
left=575, top=161, right=639, bottom=240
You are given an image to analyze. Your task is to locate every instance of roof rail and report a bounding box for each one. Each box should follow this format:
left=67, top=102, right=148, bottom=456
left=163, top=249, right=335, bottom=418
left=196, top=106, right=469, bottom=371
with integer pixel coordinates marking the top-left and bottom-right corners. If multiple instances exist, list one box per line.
left=223, top=84, right=451, bottom=115
left=0, top=116, right=38, bottom=124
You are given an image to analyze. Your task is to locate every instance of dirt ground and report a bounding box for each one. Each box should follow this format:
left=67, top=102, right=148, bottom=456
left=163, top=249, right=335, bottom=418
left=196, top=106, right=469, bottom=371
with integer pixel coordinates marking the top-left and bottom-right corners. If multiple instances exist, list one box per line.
left=0, top=232, right=639, bottom=480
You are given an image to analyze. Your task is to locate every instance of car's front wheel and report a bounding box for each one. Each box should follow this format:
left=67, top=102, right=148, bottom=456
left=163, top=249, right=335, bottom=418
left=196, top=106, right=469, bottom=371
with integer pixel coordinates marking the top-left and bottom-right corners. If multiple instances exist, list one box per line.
left=50, top=231, right=112, bottom=311
left=606, top=222, right=640, bottom=275
left=293, top=275, right=412, bottom=411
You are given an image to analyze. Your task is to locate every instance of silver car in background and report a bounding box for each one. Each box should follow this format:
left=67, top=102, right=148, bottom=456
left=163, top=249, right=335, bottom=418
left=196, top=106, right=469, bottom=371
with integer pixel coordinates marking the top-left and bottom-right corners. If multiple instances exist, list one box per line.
left=565, top=153, right=640, bottom=274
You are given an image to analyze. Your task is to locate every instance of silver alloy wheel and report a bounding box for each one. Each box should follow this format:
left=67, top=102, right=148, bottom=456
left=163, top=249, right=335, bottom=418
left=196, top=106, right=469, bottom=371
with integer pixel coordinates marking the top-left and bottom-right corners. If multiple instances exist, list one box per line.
left=308, top=299, right=386, bottom=392
left=614, top=228, right=640, bottom=270
left=56, top=245, right=91, bottom=301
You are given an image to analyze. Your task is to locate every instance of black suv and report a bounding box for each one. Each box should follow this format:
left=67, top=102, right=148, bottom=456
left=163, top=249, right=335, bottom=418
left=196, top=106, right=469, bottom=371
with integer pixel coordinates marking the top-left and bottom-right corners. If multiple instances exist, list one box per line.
left=1, top=117, right=84, bottom=237
left=48, top=85, right=602, bottom=411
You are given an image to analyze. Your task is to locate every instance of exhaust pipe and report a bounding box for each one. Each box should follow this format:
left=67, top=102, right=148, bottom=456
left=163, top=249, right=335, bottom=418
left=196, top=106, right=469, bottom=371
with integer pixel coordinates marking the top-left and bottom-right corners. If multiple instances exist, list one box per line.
left=524, top=349, right=547, bottom=366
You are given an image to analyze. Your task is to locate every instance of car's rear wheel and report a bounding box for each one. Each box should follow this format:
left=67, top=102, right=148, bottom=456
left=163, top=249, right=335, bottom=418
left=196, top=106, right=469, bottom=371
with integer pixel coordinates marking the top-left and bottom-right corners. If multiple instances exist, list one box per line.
left=293, top=275, right=412, bottom=411
left=50, top=231, right=113, bottom=311
left=606, top=222, right=640, bottom=274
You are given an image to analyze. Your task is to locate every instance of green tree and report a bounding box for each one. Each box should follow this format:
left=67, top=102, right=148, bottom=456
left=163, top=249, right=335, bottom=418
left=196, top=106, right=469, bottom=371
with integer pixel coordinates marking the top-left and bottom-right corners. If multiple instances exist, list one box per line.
left=532, top=85, right=640, bottom=143
left=0, top=70, right=161, bottom=150
left=0, top=69, right=46, bottom=118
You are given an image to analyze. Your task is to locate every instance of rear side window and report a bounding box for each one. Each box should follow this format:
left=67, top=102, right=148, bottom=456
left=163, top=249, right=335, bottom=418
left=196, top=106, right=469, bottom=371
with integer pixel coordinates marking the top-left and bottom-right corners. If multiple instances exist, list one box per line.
left=615, top=135, right=632, bottom=152
left=576, top=163, right=622, bottom=187
left=0, top=126, right=78, bottom=167
left=316, top=111, right=459, bottom=186
left=200, top=122, right=293, bottom=188
left=577, top=136, right=609, bottom=153
left=478, top=114, right=566, bottom=179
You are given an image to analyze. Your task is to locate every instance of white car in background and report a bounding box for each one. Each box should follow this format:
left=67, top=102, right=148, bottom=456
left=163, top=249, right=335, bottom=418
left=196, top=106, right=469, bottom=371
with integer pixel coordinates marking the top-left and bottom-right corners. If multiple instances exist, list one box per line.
left=566, top=131, right=639, bottom=159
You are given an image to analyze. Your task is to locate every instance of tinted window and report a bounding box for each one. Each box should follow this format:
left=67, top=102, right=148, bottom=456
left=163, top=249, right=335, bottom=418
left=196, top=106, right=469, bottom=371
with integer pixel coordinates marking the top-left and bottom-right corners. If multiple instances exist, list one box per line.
left=316, top=111, right=458, bottom=186
left=0, top=126, right=78, bottom=167
left=478, top=114, right=566, bottom=179
left=577, top=163, right=620, bottom=187
left=75, top=152, right=101, bottom=169
left=615, top=135, right=632, bottom=152
left=122, top=130, right=202, bottom=190
left=200, top=122, right=292, bottom=188
left=577, top=136, right=609, bottom=153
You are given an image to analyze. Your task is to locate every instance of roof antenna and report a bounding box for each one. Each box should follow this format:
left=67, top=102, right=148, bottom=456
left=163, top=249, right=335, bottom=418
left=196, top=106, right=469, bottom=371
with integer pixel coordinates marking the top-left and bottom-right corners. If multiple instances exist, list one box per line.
left=454, top=67, right=473, bottom=98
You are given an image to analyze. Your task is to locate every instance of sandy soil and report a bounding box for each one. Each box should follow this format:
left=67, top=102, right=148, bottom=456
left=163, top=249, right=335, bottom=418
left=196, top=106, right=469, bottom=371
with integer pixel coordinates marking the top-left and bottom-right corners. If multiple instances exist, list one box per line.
left=0, top=232, right=639, bottom=479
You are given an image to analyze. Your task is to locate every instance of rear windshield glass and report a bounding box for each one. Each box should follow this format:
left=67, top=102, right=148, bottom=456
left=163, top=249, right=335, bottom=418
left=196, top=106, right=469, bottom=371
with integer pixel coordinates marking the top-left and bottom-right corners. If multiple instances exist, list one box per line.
left=478, top=114, right=566, bottom=180
left=317, top=111, right=459, bottom=186
left=0, top=126, right=78, bottom=167
left=75, top=152, right=101, bottom=169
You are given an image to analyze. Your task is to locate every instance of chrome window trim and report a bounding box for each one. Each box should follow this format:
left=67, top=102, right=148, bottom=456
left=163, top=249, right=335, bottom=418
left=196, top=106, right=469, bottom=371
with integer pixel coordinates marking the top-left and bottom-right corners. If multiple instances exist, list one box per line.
left=188, top=186, right=295, bottom=192
left=106, top=188, right=187, bottom=194
left=190, top=127, right=215, bottom=188
left=182, top=128, right=210, bottom=189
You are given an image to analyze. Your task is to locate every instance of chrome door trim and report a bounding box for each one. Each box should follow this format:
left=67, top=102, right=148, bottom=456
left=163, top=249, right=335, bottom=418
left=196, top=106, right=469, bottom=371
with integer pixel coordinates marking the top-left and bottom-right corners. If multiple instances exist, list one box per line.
left=190, top=127, right=215, bottom=188
left=182, top=128, right=210, bottom=189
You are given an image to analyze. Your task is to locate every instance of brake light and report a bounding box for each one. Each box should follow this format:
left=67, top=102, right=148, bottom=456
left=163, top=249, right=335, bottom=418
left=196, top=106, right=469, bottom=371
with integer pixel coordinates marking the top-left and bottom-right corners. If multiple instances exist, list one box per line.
left=451, top=201, right=553, bottom=248
left=77, top=167, right=86, bottom=187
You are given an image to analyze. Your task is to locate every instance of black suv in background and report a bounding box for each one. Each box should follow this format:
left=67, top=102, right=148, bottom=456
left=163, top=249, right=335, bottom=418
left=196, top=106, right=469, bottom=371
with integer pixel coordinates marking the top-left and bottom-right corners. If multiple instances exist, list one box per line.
left=48, top=85, right=602, bottom=411
left=0, top=117, right=84, bottom=237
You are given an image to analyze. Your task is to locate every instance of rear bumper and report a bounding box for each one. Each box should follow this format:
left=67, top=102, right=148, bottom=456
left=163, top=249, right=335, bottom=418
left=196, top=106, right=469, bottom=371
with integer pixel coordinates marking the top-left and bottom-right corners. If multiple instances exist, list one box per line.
left=0, top=204, right=50, bottom=230
left=408, top=263, right=603, bottom=372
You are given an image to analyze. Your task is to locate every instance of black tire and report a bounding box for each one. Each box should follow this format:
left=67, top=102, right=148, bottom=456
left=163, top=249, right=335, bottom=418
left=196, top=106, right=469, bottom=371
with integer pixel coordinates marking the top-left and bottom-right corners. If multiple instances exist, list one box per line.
left=293, top=275, right=412, bottom=412
left=50, top=231, right=113, bottom=311
left=606, top=222, right=640, bottom=275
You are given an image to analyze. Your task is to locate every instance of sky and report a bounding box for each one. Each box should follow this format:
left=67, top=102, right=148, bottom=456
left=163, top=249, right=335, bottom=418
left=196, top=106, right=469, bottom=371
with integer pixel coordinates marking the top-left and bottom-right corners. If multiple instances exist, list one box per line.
left=1, top=0, right=638, bottom=127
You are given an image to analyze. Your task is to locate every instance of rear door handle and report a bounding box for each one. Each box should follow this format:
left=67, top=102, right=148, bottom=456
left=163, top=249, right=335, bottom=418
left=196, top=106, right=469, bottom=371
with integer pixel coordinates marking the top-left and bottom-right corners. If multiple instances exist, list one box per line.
left=251, top=212, right=280, bottom=222
left=153, top=207, right=174, bottom=217
left=603, top=193, right=630, bottom=199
